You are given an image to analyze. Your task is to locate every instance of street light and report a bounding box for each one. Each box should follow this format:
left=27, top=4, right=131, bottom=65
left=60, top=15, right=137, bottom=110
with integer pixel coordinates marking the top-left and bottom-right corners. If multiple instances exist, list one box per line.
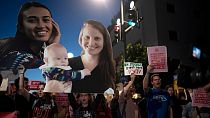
left=130, top=1, right=135, bottom=9
left=128, top=1, right=138, bottom=27
left=119, top=0, right=143, bottom=61
left=120, top=0, right=127, bottom=62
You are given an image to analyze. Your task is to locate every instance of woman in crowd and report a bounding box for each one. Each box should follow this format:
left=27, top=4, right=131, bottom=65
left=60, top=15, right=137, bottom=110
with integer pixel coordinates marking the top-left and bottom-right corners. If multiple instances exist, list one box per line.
left=0, top=74, right=16, bottom=112
left=93, top=94, right=112, bottom=118
left=165, top=84, right=182, bottom=118
left=74, top=93, right=95, bottom=118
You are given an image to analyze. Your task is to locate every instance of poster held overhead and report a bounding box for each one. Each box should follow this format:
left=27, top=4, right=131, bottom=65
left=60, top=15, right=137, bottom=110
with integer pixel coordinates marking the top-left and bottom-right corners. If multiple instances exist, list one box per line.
left=147, top=46, right=168, bottom=73
left=124, top=62, right=143, bottom=75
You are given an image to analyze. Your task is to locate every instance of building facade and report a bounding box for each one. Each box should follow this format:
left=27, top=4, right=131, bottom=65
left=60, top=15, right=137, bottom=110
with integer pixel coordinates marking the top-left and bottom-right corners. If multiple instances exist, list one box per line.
left=111, top=0, right=209, bottom=68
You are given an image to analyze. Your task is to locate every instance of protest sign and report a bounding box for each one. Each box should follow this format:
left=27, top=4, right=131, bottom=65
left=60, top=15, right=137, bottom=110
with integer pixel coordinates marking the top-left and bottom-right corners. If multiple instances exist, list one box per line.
left=124, top=62, right=143, bottom=75
left=192, top=88, right=210, bottom=107
left=29, top=80, right=41, bottom=90
left=147, top=46, right=168, bottom=72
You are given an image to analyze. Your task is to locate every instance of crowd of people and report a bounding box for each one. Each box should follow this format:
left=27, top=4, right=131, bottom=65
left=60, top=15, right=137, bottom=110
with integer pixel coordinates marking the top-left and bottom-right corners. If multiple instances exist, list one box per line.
left=0, top=1, right=210, bottom=118
left=1, top=64, right=210, bottom=118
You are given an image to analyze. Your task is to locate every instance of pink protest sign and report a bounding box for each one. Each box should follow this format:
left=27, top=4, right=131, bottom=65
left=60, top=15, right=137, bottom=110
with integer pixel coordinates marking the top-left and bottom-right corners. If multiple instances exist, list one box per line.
left=192, top=88, right=210, bottom=107
left=29, top=80, right=41, bottom=90
left=147, top=46, right=168, bottom=72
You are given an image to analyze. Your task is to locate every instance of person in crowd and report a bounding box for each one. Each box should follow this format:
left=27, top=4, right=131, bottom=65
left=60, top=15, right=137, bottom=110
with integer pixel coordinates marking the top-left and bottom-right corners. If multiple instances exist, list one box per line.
left=68, top=93, right=81, bottom=116
left=32, top=82, right=58, bottom=118
left=143, top=65, right=172, bottom=118
left=32, top=91, right=39, bottom=99
left=178, top=88, right=200, bottom=118
left=204, top=82, right=210, bottom=97
left=110, top=90, right=121, bottom=118
left=74, top=93, right=95, bottom=118
left=39, top=43, right=91, bottom=93
left=165, top=84, right=182, bottom=118
left=93, top=94, right=112, bottom=118
left=118, top=73, right=140, bottom=118
left=8, top=83, right=17, bottom=95
left=0, top=74, right=16, bottom=112
left=13, top=66, right=36, bottom=118
left=177, top=88, right=191, bottom=117
left=66, top=104, right=74, bottom=118
left=53, top=93, right=72, bottom=118
left=68, top=20, right=115, bottom=93
left=103, top=88, right=114, bottom=109
left=138, top=95, right=147, bottom=118
left=0, top=1, right=60, bottom=70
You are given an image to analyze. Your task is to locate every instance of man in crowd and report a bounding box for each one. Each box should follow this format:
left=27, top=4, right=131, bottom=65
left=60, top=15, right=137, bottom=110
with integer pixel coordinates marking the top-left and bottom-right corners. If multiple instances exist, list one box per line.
left=143, top=65, right=172, bottom=118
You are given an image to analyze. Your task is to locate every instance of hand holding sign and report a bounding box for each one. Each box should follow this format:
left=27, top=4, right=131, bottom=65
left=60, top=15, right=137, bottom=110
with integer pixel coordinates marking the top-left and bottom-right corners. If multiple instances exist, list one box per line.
left=130, top=73, right=136, bottom=82
left=146, top=65, right=155, bottom=73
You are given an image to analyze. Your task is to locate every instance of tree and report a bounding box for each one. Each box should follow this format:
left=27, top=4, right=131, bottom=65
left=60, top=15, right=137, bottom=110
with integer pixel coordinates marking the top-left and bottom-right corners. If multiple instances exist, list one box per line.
left=115, top=40, right=147, bottom=94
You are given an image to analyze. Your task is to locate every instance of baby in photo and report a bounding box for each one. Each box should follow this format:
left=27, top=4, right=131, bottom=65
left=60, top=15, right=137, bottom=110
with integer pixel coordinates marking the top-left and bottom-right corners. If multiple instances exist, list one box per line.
left=39, top=43, right=91, bottom=93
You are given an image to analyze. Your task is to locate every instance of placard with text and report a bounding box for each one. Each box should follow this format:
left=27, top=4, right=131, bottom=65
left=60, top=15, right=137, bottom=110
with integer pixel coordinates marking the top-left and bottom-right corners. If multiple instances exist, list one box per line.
left=147, top=46, right=168, bottom=72
left=124, top=62, right=143, bottom=75
left=29, top=80, right=41, bottom=90
left=192, top=88, right=210, bottom=107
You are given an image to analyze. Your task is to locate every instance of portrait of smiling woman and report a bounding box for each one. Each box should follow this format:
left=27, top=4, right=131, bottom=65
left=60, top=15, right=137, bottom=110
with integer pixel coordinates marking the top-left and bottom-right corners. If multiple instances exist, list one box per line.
left=69, top=20, right=116, bottom=93
left=0, top=2, right=60, bottom=70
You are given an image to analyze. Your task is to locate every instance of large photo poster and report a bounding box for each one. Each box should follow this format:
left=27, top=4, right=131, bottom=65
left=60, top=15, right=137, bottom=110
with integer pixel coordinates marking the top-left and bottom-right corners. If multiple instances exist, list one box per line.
left=0, top=1, right=120, bottom=93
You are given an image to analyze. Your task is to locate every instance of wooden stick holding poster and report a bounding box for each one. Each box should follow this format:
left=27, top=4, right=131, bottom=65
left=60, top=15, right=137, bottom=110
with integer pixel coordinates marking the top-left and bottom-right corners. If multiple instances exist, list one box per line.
left=124, top=62, right=143, bottom=75
left=147, top=46, right=168, bottom=73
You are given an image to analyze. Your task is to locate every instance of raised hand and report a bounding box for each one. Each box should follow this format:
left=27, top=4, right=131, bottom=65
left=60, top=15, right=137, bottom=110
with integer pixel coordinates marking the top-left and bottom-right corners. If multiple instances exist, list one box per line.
left=130, top=73, right=136, bottom=82
left=146, top=65, right=155, bottom=73
left=48, top=19, right=61, bottom=44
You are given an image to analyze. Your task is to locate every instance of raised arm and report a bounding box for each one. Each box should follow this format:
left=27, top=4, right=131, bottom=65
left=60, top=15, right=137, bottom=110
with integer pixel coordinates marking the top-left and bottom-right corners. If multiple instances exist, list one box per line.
left=204, top=82, right=210, bottom=94
left=123, top=73, right=136, bottom=94
left=18, top=66, right=30, bottom=101
left=18, top=65, right=25, bottom=90
left=143, top=65, right=154, bottom=91
left=48, top=19, right=61, bottom=44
